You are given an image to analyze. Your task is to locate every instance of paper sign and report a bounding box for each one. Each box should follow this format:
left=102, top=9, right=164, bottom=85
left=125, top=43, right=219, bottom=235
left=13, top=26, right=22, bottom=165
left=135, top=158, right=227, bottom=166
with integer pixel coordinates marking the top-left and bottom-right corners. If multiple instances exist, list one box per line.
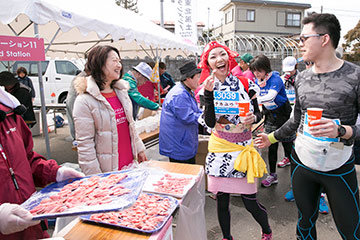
left=0, top=35, right=45, bottom=61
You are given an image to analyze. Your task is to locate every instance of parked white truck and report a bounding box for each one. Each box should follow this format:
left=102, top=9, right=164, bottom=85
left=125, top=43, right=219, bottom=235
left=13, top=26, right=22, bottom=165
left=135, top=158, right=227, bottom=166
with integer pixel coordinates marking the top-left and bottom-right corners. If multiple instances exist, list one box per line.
left=1, top=59, right=81, bottom=105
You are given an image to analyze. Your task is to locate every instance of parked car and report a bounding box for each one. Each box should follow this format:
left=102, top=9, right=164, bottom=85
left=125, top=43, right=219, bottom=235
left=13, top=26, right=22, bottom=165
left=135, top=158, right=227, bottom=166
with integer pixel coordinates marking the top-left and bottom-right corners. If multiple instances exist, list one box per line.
left=1, top=59, right=81, bottom=105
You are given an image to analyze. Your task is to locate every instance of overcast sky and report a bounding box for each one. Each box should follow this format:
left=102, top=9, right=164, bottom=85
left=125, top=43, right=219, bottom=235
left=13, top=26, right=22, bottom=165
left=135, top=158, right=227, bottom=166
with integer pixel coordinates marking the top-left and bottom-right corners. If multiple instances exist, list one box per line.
left=137, top=0, right=360, bottom=43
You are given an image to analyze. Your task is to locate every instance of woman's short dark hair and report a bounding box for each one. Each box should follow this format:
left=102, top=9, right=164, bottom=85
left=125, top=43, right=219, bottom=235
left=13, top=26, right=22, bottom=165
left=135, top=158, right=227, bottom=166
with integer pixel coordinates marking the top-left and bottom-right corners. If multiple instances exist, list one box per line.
left=302, top=13, right=341, bottom=49
left=249, top=54, right=272, bottom=74
left=16, top=66, right=28, bottom=76
left=85, top=45, right=122, bottom=90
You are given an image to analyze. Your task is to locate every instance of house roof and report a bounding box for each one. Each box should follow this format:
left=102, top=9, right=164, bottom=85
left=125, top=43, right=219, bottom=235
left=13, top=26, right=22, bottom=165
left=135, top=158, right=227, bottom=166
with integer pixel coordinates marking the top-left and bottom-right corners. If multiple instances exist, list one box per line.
left=220, top=0, right=311, bottom=11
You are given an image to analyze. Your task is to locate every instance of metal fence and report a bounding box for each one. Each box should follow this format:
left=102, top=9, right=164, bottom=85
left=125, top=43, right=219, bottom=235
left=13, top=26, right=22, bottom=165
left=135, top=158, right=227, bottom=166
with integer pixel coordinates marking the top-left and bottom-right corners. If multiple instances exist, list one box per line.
left=198, top=33, right=301, bottom=59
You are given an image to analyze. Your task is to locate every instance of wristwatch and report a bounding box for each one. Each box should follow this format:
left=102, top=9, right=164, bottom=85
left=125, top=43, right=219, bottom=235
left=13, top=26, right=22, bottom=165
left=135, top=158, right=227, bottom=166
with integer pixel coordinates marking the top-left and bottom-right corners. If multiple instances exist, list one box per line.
left=337, top=125, right=346, bottom=138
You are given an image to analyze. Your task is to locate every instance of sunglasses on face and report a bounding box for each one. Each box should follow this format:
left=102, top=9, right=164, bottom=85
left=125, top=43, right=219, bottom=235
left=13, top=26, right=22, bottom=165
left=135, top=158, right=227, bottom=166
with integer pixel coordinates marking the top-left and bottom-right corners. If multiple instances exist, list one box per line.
left=298, top=33, right=326, bottom=43
left=304, top=61, right=313, bottom=66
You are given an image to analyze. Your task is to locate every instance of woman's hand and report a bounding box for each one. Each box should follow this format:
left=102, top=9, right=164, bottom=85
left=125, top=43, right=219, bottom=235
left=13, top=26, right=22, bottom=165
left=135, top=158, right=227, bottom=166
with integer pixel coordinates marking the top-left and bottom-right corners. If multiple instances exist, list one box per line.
left=242, top=112, right=256, bottom=124
left=204, top=70, right=217, bottom=91
left=137, top=151, right=148, bottom=163
left=254, top=133, right=271, bottom=149
left=309, top=119, right=338, bottom=138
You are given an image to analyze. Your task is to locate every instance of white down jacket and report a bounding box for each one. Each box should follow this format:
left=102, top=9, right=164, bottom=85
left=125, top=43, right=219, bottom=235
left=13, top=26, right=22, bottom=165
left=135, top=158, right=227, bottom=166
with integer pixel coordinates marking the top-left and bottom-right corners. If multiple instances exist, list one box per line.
left=73, top=76, right=145, bottom=175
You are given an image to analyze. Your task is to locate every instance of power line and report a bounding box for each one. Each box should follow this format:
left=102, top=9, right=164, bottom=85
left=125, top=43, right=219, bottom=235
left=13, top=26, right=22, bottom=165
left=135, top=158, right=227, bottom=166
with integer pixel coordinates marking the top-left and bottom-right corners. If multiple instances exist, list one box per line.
left=322, top=8, right=360, bottom=13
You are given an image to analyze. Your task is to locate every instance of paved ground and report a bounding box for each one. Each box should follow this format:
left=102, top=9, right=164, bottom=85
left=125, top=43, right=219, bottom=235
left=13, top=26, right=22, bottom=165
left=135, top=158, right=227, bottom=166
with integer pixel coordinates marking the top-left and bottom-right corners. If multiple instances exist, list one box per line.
left=33, top=124, right=345, bottom=239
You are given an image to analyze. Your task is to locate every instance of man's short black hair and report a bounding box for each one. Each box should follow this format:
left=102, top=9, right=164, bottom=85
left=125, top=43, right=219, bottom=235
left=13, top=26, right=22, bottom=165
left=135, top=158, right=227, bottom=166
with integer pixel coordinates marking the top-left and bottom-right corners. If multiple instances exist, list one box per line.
left=249, top=54, right=272, bottom=74
left=159, top=62, right=166, bottom=70
left=302, top=13, right=341, bottom=49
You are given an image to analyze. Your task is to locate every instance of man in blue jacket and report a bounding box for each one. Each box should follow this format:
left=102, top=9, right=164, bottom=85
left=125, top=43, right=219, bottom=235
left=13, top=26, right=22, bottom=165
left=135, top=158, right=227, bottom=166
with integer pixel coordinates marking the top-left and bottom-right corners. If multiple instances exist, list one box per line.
left=159, top=62, right=202, bottom=164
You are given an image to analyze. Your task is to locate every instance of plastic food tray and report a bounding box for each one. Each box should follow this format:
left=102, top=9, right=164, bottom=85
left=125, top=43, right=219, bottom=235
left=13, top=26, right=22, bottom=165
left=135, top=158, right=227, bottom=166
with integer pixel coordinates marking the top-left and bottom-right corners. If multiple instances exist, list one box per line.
left=81, top=193, right=179, bottom=233
left=21, top=169, right=148, bottom=220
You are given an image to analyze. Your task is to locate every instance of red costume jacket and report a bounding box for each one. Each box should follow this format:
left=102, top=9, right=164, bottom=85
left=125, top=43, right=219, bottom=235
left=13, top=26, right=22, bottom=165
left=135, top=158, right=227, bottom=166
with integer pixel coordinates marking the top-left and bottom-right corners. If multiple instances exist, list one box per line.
left=0, top=103, right=60, bottom=240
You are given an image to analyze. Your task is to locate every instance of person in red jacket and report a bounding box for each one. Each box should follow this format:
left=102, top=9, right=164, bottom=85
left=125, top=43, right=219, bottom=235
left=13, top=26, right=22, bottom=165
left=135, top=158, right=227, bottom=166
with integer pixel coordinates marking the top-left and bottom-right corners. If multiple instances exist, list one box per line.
left=0, top=86, right=84, bottom=239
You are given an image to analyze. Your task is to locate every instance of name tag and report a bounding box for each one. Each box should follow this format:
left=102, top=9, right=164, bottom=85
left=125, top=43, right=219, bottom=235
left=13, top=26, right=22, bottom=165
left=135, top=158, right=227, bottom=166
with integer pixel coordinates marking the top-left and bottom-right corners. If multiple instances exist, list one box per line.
left=330, top=142, right=344, bottom=150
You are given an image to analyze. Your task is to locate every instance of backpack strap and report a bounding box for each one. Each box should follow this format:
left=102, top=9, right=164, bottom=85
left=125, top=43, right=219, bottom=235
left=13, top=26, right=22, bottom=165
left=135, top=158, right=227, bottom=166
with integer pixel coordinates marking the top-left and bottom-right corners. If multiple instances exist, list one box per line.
left=237, top=76, right=249, bottom=93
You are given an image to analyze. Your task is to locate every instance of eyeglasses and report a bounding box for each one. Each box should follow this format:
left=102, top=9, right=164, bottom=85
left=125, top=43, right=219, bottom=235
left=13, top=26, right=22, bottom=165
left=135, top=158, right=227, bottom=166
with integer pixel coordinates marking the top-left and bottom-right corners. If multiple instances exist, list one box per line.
left=298, top=34, right=326, bottom=43
left=304, top=61, right=313, bottom=66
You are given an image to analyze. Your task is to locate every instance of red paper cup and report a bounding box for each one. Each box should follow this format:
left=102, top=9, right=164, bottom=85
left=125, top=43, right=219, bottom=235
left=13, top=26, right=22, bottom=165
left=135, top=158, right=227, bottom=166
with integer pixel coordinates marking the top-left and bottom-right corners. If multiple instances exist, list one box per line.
left=307, top=108, right=323, bottom=126
left=238, top=102, right=250, bottom=117
left=160, top=98, right=165, bottom=104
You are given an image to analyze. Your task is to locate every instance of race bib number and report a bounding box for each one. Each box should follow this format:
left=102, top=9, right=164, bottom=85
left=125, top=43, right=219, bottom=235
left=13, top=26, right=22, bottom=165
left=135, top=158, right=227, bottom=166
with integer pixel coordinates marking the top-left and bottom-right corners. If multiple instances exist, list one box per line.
left=214, top=90, right=240, bottom=115
left=286, top=89, right=295, bottom=104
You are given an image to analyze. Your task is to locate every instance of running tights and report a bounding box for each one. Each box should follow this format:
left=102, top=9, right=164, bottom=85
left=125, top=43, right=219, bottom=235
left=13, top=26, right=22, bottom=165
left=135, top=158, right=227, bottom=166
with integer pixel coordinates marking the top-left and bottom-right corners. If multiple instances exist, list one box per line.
left=291, top=150, right=360, bottom=239
left=268, top=141, right=293, bottom=173
left=216, top=192, right=271, bottom=239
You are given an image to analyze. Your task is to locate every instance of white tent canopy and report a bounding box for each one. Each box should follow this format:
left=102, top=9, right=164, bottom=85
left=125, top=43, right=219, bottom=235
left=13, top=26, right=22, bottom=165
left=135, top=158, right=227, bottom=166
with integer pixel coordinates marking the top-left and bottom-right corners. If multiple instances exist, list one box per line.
left=0, top=0, right=199, bottom=158
left=0, top=0, right=198, bottom=58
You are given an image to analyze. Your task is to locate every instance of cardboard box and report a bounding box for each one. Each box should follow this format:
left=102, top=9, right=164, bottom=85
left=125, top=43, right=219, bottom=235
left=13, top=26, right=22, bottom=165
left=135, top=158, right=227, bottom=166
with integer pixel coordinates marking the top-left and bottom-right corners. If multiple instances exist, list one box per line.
left=196, top=135, right=209, bottom=166
left=196, top=135, right=209, bottom=190
left=137, top=108, right=157, bottom=120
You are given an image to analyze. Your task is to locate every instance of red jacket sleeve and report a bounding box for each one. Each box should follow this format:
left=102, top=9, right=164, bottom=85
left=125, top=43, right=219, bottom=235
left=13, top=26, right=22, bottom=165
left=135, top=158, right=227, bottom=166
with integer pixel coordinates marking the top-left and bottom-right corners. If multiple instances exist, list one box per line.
left=20, top=116, right=60, bottom=187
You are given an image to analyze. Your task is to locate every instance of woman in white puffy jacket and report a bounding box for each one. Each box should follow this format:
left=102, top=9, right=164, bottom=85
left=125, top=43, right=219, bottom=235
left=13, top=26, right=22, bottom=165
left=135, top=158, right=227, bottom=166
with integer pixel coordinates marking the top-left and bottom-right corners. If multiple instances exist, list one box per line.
left=73, top=45, right=147, bottom=176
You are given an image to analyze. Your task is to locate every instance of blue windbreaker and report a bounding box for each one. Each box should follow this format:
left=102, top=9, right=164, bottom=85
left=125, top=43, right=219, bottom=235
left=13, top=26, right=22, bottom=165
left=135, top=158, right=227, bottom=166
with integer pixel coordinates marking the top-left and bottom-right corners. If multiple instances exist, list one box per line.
left=159, top=83, right=202, bottom=160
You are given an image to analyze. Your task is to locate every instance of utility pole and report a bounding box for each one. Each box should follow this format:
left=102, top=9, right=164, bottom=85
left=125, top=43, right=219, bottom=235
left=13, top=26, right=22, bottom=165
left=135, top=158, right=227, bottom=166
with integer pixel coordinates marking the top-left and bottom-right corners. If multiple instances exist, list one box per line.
left=321, top=5, right=323, bottom=13
left=207, top=7, right=210, bottom=32
left=160, top=0, right=164, bottom=28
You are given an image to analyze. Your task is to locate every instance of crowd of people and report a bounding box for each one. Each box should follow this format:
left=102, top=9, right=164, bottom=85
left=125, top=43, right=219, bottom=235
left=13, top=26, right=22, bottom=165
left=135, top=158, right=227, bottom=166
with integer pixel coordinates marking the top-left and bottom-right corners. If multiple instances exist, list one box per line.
left=1, top=12, right=360, bottom=240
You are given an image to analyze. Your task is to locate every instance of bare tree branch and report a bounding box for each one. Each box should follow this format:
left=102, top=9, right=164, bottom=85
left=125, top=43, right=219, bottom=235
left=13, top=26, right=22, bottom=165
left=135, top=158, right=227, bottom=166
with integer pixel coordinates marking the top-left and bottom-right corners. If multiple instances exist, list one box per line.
left=342, top=20, right=360, bottom=61
left=115, top=0, right=138, bottom=13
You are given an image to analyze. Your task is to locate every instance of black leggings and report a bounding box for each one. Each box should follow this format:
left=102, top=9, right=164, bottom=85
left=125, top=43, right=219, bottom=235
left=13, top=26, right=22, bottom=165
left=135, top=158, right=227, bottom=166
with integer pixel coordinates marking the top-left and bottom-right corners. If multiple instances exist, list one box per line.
left=268, top=141, right=293, bottom=173
left=216, top=192, right=271, bottom=239
left=291, top=149, right=360, bottom=239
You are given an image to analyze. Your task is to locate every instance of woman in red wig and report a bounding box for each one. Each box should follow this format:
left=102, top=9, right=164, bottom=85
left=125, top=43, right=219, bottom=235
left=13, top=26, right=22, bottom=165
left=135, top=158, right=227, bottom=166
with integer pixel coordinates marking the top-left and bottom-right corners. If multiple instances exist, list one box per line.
left=199, top=41, right=272, bottom=240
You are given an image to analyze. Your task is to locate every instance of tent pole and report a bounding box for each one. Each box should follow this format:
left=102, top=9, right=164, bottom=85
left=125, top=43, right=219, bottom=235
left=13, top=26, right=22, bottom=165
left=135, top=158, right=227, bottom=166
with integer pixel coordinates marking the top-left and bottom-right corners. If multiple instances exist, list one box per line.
left=84, top=34, right=111, bottom=56
left=138, top=44, right=153, bottom=59
left=34, top=23, right=51, bottom=159
left=149, top=46, right=156, bottom=59
left=7, top=24, right=18, bottom=36
left=160, top=0, right=164, bottom=28
left=156, top=48, right=161, bottom=105
left=45, top=27, right=61, bottom=53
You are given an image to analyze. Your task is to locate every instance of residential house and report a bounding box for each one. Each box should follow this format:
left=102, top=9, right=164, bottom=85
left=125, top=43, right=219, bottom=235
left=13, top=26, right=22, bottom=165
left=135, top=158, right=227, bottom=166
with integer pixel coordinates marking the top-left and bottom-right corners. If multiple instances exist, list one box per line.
left=212, top=0, right=311, bottom=57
